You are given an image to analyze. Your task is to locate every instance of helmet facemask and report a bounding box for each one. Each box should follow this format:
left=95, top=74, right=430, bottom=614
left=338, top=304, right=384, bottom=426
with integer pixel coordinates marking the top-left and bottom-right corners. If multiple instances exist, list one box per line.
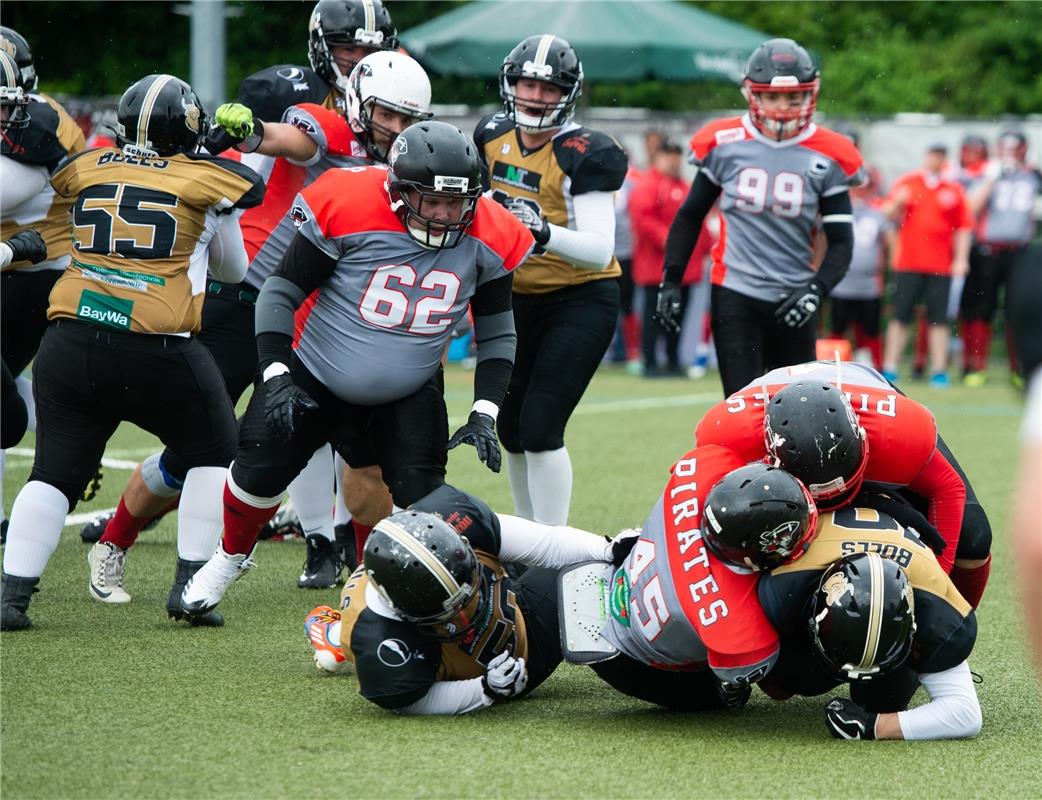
left=742, top=78, right=820, bottom=141
left=0, top=86, right=30, bottom=140
left=307, top=1, right=398, bottom=89
left=501, top=72, right=581, bottom=133
left=387, top=177, right=479, bottom=250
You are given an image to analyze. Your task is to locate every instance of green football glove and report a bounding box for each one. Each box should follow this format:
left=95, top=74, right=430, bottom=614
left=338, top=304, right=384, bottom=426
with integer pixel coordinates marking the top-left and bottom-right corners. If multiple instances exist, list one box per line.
left=214, top=103, right=256, bottom=141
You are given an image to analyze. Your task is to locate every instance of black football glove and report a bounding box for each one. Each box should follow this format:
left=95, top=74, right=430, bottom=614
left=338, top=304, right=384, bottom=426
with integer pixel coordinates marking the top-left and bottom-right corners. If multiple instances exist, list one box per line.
left=776, top=280, right=823, bottom=328
left=447, top=410, right=501, bottom=473
left=824, top=697, right=878, bottom=740
left=263, top=373, right=319, bottom=442
left=482, top=651, right=528, bottom=702
left=6, top=229, right=47, bottom=265
left=504, top=197, right=551, bottom=247
left=715, top=680, right=753, bottom=710
left=608, top=530, right=641, bottom=566
left=851, top=485, right=947, bottom=556
left=654, top=281, right=684, bottom=333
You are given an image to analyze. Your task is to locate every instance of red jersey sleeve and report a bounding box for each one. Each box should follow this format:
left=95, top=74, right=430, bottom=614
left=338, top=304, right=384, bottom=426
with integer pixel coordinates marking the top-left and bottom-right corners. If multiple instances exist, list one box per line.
left=801, top=126, right=864, bottom=179
left=954, top=187, right=975, bottom=230
left=296, top=166, right=399, bottom=242
left=470, top=195, right=536, bottom=273
left=694, top=396, right=769, bottom=463
left=906, top=448, right=967, bottom=573
left=689, top=116, right=747, bottom=164
left=283, top=103, right=360, bottom=160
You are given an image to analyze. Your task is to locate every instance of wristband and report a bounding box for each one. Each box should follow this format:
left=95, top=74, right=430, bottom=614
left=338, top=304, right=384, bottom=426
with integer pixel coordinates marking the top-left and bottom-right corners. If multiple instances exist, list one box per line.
left=472, top=400, right=499, bottom=421
left=262, top=362, right=290, bottom=382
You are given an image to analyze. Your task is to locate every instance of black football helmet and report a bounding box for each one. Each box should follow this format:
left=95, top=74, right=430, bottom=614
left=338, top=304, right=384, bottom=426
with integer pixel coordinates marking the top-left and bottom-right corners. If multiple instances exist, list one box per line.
left=809, top=552, right=916, bottom=681
left=0, top=27, right=36, bottom=93
left=308, top=0, right=398, bottom=87
left=741, top=38, right=819, bottom=141
left=701, top=462, right=819, bottom=570
left=115, top=74, right=207, bottom=157
left=364, top=510, right=486, bottom=641
left=764, top=380, right=869, bottom=510
left=386, top=121, right=483, bottom=250
left=500, top=34, right=583, bottom=132
left=1, top=51, right=30, bottom=141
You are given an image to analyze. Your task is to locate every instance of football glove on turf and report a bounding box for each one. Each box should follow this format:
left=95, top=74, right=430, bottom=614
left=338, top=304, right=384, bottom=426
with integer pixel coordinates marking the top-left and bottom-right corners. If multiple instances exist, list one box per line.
left=263, top=373, right=318, bottom=442
left=654, top=281, right=684, bottom=333
left=482, top=651, right=528, bottom=702
left=824, top=697, right=878, bottom=740
left=776, top=280, right=823, bottom=328
left=447, top=411, right=501, bottom=473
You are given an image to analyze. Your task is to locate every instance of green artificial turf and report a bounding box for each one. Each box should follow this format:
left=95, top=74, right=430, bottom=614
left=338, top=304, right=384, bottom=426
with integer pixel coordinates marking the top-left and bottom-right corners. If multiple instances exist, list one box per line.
left=2, top=365, right=1040, bottom=799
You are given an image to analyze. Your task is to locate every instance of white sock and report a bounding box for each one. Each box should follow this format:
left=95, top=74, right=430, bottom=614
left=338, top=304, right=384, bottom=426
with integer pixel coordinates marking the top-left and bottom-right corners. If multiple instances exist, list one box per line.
left=287, top=445, right=335, bottom=541
left=332, top=452, right=350, bottom=526
left=177, top=466, right=227, bottom=561
left=504, top=450, right=533, bottom=520
left=2, top=481, right=68, bottom=578
left=15, top=376, right=36, bottom=433
left=526, top=447, right=572, bottom=526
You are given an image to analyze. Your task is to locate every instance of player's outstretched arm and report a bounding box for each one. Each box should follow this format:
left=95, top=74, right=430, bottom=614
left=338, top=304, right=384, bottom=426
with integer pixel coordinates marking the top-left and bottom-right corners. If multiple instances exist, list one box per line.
left=211, top=103, right=318, bottom=162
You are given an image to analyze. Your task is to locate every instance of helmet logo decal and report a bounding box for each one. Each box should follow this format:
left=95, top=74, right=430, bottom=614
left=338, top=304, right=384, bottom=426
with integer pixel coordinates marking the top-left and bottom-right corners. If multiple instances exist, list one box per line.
left=388, top=135, right=407, bottom=165
left=521, top=60, right=553, bottom=80
left=290, top=205, right=310, bottom=228
left=0, top=39, right=15, bottom=58
left=822, top=571, right=853, bottom=606
left=277, top=66, right=305, bottom=82
left=181, top=97, right=201, bottom=134
left=377, top=638, right=412, bottom=667
left=759, top=520, right=801, bottom=556
left=704, top=505, right=722, bottom=534
left=434, top=175, right=468, bottom=193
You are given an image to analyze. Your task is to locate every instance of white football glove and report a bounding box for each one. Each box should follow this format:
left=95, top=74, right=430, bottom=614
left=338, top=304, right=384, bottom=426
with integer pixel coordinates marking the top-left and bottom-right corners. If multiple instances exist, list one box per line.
left=481, top=651, right=528, bottom=702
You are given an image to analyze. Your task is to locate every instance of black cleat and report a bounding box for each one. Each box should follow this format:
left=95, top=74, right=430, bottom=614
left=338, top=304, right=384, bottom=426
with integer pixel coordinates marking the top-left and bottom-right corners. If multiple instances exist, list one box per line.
left=166, top=558, right=224, bottom=627
left=297, top=534, right=342, bottom=589
left=1, top=572, right=39, bottom=631
left=333, top=523, right=358, bottom=572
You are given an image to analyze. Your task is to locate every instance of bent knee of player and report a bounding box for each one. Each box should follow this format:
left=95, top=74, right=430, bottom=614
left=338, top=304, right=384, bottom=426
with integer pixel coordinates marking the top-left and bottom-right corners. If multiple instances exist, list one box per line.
left=342, top=465, right=392, bottom=525
left=955, top=504, right=992, bottom=560
left=387, top=467, right=444, bottom=509
left=517, top=407, right=567, bottom=452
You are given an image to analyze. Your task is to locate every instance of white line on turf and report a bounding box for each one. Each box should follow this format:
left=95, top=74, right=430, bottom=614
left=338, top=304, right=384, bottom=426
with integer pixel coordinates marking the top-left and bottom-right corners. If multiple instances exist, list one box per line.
left=6, top=449, right=139, bottom=471
left=66, top=507, right=116, bottom=526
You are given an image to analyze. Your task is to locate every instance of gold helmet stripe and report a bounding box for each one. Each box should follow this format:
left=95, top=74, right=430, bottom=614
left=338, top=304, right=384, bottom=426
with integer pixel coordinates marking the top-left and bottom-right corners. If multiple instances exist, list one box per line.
left=362, top=0, right=375, bottom=32
left=857, top=552, right=885, bottom=671
left=0, top=51, right=16, bottom=87
left=534, top=34, right=555, bottom=67
left=376, top=518, right=461, bottom=598
left=137, top=74, right=174, bottom=150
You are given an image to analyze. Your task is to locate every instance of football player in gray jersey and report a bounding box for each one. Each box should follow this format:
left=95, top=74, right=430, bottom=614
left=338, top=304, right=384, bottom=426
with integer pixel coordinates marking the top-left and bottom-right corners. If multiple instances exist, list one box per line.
left=178, top=122, right=535, bottom=622
left=657, top=39, right=863, bottom=396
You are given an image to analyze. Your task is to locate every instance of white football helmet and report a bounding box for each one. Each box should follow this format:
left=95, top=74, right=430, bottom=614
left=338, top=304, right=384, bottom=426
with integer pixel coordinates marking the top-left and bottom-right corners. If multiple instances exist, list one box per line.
left=345, top=51, right=433, bottom=161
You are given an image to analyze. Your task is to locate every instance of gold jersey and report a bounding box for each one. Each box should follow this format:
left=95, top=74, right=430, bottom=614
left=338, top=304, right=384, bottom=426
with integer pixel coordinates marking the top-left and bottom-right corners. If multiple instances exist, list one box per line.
left=475, top=114, right=628, bottom=294
left=47, top=148, right=264, bottom=335
left=0, top=96, right=85, bottom=272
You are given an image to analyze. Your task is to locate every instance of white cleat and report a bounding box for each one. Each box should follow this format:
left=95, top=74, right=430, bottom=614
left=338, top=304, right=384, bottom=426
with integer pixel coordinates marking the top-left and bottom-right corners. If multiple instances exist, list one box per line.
left=180, top=543, right=255, bottom=618
left=87, top=541, right=131, bottom=604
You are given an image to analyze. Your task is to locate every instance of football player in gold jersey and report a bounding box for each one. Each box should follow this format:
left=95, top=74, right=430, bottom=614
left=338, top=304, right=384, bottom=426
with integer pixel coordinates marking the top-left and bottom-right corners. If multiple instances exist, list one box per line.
left=0, top=75, right=265, bottom=631
left=475, top=35, right=628, bottom=527
left=304, top=484, right=617, bottom=713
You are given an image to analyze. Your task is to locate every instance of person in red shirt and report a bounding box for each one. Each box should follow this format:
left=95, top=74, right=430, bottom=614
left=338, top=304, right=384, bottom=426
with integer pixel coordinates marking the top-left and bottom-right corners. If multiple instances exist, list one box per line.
left=629, top=140, right=710, bottom=376
left=694, top=361, right=993, bottom=608
left=881, top=143, right=974, bottom=388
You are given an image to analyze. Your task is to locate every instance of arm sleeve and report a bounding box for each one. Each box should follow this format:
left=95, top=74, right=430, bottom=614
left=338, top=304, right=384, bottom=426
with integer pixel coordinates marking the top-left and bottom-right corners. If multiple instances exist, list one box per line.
left=496, top=514, right=612, bottom=567
left=2, top=157, right=50, bottom=207
left=544, top=191, right=616, bottom=270
left=471, top=271, right=516, bottom=406
left=898, top=661, right=982, bottom=740
left=394, top=677, right=493, bottom=716
left=907, top=447, right=967, bottom=573
left=663, top=172, right=721, bottom=285
left=206, top=212, right=249, bottom=283
left=816, top=190, right=855, bottom=294
left=255, top=233, right=336, bottom=368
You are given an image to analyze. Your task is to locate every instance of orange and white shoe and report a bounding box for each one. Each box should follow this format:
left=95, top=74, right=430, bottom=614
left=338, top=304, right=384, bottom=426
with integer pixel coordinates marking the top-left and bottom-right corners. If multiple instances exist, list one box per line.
left=305, top=605, right=349, bottom=673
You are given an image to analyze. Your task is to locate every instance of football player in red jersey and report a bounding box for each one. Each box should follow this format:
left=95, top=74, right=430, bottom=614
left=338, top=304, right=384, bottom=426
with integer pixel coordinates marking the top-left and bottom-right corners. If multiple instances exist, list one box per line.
left=559, top=451, right=816, bottom=711
left=694, top=361, right=992, bottom=607
left=177, top=122, right=535, bottom=621
left=80, top=53, right=433, bottom=600
left=656, top=38, right=863, bottom=397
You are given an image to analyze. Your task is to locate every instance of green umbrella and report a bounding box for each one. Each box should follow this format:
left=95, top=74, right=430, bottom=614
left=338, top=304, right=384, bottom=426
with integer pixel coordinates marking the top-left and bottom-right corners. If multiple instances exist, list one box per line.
left=400, top=0, right=771, bottom=83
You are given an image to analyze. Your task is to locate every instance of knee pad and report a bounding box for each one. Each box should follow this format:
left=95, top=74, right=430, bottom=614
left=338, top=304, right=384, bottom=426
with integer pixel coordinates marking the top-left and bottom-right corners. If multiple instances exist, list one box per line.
left=497, top=414, right=522, bottom=454
left=142, top=453, right=185, bottom=498
left=955, top=504, right=992, bottom=560
left=519, top=427, right=565, bottom=453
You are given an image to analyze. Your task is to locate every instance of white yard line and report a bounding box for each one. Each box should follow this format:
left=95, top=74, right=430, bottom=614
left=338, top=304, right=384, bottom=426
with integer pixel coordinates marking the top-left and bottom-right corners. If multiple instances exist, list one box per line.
left=6, top=449, right=139, bottom=471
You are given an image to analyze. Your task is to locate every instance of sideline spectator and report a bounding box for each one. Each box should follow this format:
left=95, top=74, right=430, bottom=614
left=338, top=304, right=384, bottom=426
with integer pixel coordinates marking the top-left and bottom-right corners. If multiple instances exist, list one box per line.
left=630, top=140, right=709, bottom=377
left=960, top=132, right=1042, bottom=387
left=881, top=142, right=973, bottom=387
left=607, top=155, right=641, bottom=368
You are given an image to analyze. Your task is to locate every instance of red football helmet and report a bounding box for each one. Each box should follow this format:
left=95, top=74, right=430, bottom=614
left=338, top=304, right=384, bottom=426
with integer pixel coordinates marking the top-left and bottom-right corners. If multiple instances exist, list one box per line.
left=741, top=38, right=820, bottom=141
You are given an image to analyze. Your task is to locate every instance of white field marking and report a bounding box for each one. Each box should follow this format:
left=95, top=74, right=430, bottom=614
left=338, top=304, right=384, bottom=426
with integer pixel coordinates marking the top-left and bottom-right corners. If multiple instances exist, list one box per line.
left=447, top=392, right=721, bottom=426
left=66, top=507, right=117, bottom=527
left=6, top=449, right=139, bottom=471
